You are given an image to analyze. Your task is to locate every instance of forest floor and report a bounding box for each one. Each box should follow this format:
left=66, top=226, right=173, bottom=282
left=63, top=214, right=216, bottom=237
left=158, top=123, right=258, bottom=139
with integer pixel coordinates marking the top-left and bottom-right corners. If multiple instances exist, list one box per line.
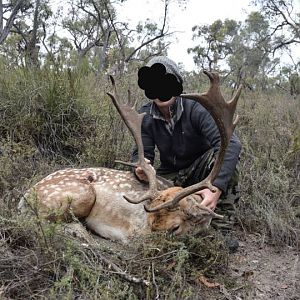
left=201, top=232, right=300, bottom=300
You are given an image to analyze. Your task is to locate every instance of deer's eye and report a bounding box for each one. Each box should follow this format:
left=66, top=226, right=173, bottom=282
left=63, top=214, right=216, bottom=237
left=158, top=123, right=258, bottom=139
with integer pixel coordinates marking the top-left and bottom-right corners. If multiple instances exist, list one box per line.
left=170, top=224, right=180, bottom=233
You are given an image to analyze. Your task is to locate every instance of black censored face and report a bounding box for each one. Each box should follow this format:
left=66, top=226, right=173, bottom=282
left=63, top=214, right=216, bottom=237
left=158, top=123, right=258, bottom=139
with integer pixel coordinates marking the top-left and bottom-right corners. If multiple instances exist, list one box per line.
left=138, top=63, right=183, bottom=102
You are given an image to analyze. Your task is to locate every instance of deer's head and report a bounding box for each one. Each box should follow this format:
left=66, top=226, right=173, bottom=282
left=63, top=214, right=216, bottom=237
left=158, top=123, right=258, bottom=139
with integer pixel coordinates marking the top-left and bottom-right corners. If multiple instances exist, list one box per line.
left=145, top=187, right=212, bottom=234
left=107, top=71, right=242, bottom=234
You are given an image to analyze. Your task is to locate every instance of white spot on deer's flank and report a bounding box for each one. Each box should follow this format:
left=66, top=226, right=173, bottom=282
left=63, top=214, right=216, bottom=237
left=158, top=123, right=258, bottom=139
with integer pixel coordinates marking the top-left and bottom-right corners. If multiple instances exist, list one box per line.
left=120, top=183, right=132, bottom=189
left=49, top=190, right=60, bottom=197
left=43, top=189, right=49, bottom=195
left=79, top=187, right=87, bottom=193
left=62, top=192, right=74, bottom=198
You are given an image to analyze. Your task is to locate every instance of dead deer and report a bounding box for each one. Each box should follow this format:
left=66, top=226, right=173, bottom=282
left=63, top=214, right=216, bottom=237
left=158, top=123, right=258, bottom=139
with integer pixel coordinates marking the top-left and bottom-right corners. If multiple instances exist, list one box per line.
left=19, top=71, right=242, bottom=243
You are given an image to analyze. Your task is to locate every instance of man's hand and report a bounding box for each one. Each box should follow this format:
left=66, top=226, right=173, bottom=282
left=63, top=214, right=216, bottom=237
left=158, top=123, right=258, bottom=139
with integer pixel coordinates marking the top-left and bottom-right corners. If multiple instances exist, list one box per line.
left=134, top=159, right=155, bottom=182
left=195, top=187, right=222, bottom=210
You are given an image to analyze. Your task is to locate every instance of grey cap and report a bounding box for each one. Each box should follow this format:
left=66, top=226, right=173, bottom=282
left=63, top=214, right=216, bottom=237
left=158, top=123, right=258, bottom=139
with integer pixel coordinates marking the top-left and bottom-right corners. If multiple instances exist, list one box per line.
left=146, top=56, right=183, bottom=84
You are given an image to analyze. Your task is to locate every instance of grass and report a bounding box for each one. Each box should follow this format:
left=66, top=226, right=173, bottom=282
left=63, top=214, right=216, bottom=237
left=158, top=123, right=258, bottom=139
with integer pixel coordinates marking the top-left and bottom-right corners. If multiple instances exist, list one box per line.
left=0, top=62, right=299, bottom=298
left=237, top=89, right=300, bottom=246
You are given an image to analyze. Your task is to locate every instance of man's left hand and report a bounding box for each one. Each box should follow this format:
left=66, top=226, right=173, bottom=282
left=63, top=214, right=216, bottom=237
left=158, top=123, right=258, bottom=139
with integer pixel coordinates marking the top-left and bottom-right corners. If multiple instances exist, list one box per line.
left=195, top=187, right=222, bottom=210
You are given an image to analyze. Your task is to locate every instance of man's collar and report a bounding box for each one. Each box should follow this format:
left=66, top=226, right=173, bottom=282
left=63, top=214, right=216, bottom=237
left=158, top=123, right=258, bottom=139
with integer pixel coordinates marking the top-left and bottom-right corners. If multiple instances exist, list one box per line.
left=150, top=97, right=184, bottom=122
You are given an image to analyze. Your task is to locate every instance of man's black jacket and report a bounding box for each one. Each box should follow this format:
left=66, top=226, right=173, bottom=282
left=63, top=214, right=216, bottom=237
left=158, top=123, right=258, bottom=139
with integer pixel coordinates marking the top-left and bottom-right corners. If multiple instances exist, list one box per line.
left=131, top=97, right=242, bottom=192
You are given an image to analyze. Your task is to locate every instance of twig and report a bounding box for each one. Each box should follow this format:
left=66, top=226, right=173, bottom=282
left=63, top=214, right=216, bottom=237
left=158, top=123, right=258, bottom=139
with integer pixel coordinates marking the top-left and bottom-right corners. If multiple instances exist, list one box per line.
left=133, top=250, right=179, bottom=262
left=21, top=194, right=50, bottom=250
left=106, top=261, right=150, bottom=285
left=152, top=262, right=160, bottom=299
left=231, top=284, right=248, bottom=291
left=90, top=247, right=150, bottom=286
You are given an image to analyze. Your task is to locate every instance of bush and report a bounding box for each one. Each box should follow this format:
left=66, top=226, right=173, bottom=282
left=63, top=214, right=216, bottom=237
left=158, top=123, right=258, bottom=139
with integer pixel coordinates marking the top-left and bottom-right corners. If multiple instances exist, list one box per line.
left=237, top=89, right=300, bottom=246
left=0, top=62, right=136, bottom=166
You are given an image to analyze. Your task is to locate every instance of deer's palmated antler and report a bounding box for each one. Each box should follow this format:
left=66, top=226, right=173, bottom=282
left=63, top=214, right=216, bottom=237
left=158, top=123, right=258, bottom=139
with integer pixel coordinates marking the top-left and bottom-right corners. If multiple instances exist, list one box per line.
left=145, top=71, right=242, bottom=212
left=107, top=76, right=159, bottom=203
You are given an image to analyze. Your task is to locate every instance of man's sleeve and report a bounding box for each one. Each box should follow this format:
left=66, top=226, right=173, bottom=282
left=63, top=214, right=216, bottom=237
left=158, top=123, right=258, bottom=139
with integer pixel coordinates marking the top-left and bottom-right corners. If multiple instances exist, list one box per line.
left=192, top=103, right=242, bottom=193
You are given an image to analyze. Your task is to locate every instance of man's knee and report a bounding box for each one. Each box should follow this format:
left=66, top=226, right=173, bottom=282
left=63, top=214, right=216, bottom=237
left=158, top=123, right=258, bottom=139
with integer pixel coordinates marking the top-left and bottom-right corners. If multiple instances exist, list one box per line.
left=212, top=179, right=240, bottom=231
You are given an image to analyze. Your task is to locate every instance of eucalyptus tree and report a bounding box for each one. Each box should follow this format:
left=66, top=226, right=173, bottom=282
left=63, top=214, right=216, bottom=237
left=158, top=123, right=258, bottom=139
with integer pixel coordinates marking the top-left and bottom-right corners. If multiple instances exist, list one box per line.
left=188, top=11, right=281, bottom=90
left=62, top=0, right=173, bottom=74
left=62, top=0, right=111, bottom=69
left=187, top=19, right=240, bottom=71
left=227, top=11, right=279, bottom=90
left=0, top=0, right=26, bottom=44
left=252, top=0, right=300, bottom=53
left=2, top=0, right=54, bottom=67
left=251, top=0, right=300, bottom=94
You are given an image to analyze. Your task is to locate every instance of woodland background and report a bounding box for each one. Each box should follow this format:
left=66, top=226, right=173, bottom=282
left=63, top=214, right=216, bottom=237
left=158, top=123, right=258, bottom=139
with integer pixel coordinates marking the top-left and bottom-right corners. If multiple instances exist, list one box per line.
left=0, top=0, right=299, bottom=299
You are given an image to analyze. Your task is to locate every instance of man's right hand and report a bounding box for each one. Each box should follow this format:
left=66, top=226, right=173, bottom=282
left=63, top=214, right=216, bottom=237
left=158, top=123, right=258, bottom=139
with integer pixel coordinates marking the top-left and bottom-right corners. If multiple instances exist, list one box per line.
left=135, top=159, right=155, bottom=182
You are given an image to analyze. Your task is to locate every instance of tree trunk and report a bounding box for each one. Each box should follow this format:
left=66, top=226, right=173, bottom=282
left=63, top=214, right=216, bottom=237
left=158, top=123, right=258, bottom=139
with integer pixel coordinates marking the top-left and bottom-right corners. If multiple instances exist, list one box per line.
left=25, top=0, right=41, bottom=67
left=0, top=0, right=24, bottom=44
left=97, top=28, right=111, bottom=75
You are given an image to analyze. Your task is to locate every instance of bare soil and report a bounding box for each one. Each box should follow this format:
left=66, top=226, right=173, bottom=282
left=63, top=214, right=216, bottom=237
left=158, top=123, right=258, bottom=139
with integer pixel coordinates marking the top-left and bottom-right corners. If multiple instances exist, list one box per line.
left=202, top=233, right=300, bottom=300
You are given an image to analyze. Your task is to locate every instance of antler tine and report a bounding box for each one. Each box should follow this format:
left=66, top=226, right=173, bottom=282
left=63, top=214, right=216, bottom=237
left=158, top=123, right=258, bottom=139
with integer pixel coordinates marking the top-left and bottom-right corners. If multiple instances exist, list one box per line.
left=107, top=76, right=159, bottom=204
left=188, top=196, right=224, bottom=219
left=145, top=71, right=242, bottom=212
left=127, top=89, right=139, bottom=110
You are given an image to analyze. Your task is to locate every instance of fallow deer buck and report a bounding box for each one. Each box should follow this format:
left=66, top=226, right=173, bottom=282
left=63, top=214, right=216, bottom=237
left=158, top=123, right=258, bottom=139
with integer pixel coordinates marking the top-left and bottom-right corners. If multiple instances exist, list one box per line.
left=19, top=71, right=242, bottom=243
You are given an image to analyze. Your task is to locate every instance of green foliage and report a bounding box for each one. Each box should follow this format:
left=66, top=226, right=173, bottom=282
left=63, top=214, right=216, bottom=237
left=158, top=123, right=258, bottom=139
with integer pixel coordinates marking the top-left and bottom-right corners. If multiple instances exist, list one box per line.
left=0, top=62, right=137, bottom=209
left=188, top=10, right=286, bottom=90
left=188, top=19, right=240, bottom=71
